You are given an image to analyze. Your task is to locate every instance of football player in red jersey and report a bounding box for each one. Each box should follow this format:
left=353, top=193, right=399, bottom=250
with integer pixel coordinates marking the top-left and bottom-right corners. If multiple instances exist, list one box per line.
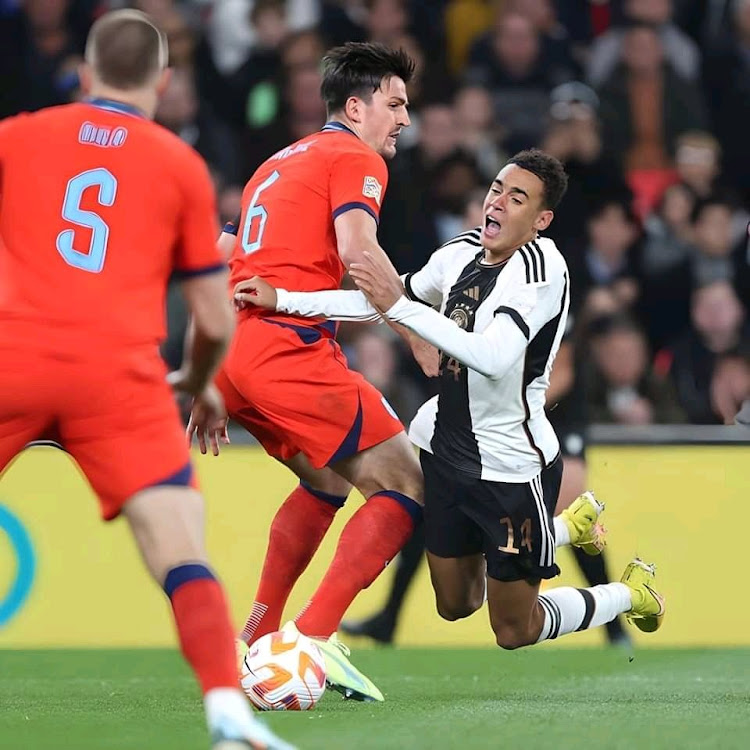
left=191, top=43, right=428, bottom=702
left=0, top=10, right=292, bottom=749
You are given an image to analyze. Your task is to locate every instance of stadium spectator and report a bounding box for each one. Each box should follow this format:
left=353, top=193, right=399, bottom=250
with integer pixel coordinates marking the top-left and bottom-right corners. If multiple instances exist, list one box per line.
left=241, top=63, right=326, bottom=174
left=0, top=0, right=91, bottom=117
left=158, top=4, right=198, bottom=68
left=586, top=315, right=686, bottom=425
left=596, top=22, right=708, bottom=220
left=642, top=181, right=696, bottom=275
left=207, top=0, right=288, bottom=129
left=711, top=354, right=750, bottom=425
left=668, top=281, right=750, bottom=424
left=674, top=130, right=723, bottom=199
left=453, top=84, right=505, bottom=181
left=379, top=101, right=464, bottom=272
left=637, top=184, right=695, bottom=349
left=504, top=0, right=579, bottom=82
left=541, top=82, right=630, bottom=248
left=465, top=12, right=561, bottom=152
left=390, top=32, right=451, bottom=124
left=429, top=152, right=484, bottom=245
left=672, top=131, right=750, bottom=246
left=689, top=195, right=750, bottom=301
left=586, top=0, right=701, bottom=87
left=155, top=66, right=242, bottom=184
left=205, top=0, right=320, bottom=75
left=281, top=26, right=326, bottom=69
left=364, top=0, right=409, bottom=48
left=703, top=0, right=750, bottom=203
left=566, top=197, right=643, bottom=316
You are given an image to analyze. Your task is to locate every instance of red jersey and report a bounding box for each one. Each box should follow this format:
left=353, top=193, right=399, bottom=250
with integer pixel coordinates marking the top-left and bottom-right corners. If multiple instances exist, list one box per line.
left=0, top=99, right=223, bottom=349
left=228, top=121, right=388, bottom=300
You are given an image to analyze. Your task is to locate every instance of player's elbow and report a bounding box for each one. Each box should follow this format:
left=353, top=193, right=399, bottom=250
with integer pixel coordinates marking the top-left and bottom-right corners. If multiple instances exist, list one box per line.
left=484, top=357, right=514, bottom=381
left=338, top=243, right=366, bottom=270
left=337, top=236, right=382, bottom=270
left=194, top=302, right=234, bottom=347
left=470, top=359, right=502, bottom=379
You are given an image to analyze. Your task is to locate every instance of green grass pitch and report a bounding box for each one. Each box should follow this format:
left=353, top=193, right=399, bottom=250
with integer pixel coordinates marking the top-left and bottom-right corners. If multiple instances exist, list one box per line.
left=1, top=648, right=749, bottom=750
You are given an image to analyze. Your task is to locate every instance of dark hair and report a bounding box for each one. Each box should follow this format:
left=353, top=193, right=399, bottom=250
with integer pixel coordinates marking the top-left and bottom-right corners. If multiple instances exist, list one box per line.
left=587, top=313, right=643, bottom=340
left=505, top=149, right=568, bottom=210
left=86, top=10, right=166, bottom=90
left=251, top=0, right=285, bottom=24
left=588, top=195, right=638, bottom=225
left=320, top=42, right=415, bottom=114
left=690, top=192, right=735, bottom=224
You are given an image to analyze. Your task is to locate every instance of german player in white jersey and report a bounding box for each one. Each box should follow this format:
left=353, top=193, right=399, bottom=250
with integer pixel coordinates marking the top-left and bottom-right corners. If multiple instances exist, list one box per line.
left=236, top=150, right=665, bottom=649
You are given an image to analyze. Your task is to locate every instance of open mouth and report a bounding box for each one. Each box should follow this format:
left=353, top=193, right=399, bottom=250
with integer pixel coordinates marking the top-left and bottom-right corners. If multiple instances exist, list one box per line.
left=484, top=215, right=501, bottom=238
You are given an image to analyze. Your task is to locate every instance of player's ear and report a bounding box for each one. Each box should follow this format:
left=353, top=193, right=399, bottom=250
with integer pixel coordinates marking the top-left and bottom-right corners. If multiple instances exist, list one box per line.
left=78, top=63, right=93, bottom=95
left=155, top=67, right=172, bottom=97
left=344, top=95, right=363, bottom=124
left=534, top=209, right=554, bottom=232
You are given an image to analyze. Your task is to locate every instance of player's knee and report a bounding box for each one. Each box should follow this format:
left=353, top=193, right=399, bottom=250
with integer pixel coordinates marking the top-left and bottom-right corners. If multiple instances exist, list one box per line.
left=296, top=468, right=351, bottom=499
left=492, top=623, right=533, bottom=650
left=436, top=603, right=468, bottom=622
left=436, top=597, right=481, bottom=622
left=382, top=461, right=424, bottom=504
left=308, top=474, right=352, bottom=499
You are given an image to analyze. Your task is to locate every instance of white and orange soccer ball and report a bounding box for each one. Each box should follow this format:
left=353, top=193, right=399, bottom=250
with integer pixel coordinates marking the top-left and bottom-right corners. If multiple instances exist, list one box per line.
left=240, top=630, right=327, bottom=711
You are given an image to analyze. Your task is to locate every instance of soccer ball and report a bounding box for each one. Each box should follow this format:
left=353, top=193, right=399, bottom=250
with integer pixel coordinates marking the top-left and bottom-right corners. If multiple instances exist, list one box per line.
left=240, top=630, right=327, bottom=711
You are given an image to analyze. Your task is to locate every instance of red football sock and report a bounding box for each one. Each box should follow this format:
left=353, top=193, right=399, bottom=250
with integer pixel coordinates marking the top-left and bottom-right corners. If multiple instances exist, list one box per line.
left=167, top=567, right=238, bottom=694
left=295, top=491, right=420, bottom=638
left=240, top=483, right=344, bottom=644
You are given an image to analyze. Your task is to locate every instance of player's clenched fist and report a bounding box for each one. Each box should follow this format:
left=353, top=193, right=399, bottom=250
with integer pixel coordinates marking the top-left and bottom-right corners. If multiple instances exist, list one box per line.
left=233, top=276, right=278, bottom=311
left=349, top=251, right=405, bottom=313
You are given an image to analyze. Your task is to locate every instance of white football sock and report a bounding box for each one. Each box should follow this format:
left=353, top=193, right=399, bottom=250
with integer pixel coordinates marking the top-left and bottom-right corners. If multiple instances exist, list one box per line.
left=536, top=583, right=632, bottom=642
left=204, top=687, right=257, bottom=739
left=553, top=515, right=570, bottom=547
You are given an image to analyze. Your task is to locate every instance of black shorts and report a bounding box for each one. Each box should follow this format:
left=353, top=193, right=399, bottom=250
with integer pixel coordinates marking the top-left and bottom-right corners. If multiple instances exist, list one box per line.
left=421, top=450, right=563, bottom=583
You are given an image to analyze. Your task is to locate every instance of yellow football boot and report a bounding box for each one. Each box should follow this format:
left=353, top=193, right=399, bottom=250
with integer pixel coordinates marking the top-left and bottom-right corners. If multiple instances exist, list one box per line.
left=620, top=558, right=665, bottom=632
left=560, top=491, right=607, bottom=555
left=283, top=621, right=384, bottom=702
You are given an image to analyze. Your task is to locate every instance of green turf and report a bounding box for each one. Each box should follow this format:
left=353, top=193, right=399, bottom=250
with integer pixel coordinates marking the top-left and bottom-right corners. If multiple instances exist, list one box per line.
left=1, top=648, right=748, bottom=750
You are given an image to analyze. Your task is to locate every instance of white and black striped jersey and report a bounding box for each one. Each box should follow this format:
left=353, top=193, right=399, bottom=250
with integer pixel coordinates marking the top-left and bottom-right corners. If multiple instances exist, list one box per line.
left=390, top=228, right=570, bottom=482
left=273, top=227, right=570, bottom=482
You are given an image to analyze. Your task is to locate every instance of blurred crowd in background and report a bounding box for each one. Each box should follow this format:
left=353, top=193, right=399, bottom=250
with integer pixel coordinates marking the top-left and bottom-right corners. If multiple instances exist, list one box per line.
left=2, top=0, right=749, bottom=427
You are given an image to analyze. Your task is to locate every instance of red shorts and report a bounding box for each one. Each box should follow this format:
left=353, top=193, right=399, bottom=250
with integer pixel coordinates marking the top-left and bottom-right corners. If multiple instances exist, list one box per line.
left=0, top=338, right=195, bottom=520
left=217, top=316, right=404, bottom=468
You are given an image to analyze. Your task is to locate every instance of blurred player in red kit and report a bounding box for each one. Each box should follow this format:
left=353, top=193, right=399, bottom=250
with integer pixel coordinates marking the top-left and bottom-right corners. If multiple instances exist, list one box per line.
left=191, top=42, right=428, bottom=702
left=0, top=9, right=293, bottom=750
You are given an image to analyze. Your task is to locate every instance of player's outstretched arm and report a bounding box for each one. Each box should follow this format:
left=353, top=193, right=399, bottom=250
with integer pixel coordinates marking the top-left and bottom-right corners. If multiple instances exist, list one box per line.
left=351, top=251, right=562, bottom=380
left=234, top=276, right=441, bottom=377
left=234, top=276, right=382, bottom=322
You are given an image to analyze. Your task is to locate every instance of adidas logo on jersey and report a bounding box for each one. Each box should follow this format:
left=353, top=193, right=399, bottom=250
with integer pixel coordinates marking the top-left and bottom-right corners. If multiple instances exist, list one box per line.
left=463, top=286, right=480, bottom=301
